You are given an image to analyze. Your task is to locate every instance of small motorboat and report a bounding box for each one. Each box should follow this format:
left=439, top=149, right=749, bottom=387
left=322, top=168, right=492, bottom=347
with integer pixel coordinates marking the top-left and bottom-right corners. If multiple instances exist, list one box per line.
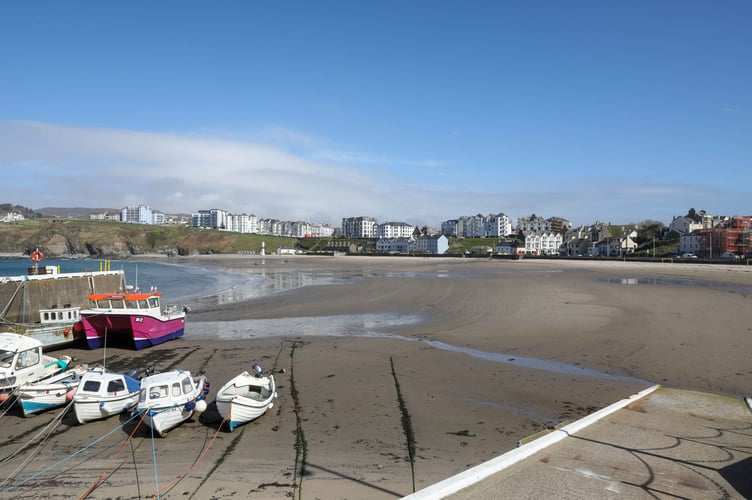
left=72, top=365, right=154, bottom=424
left=17, top=364, right=89, bottom=417
left=0, top=332, right=72, bottom=405
left=135, top=369, right=210, bottom=437
left=215, top=364, right=276, bottom=431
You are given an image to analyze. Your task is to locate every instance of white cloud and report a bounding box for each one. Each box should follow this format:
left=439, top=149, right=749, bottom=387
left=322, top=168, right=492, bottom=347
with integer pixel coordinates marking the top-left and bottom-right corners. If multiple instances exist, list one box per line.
left=0, top=121, right=747, bottom=228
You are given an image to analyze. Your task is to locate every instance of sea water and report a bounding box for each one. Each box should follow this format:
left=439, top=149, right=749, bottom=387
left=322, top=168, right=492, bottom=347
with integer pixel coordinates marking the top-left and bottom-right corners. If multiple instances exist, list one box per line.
left=0, top=258, right=257, bottom=304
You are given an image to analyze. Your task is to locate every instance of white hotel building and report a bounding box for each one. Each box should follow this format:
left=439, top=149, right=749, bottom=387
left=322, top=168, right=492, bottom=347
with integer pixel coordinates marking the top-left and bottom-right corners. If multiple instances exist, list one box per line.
left=375, top=222, right=415, bottom=239
left=341, top=216, right=377, bottom=238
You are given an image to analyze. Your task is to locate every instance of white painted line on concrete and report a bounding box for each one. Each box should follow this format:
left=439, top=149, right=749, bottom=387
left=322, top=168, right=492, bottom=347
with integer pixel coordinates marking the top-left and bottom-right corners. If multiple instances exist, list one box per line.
left=402, top=384, right=661, bottom=499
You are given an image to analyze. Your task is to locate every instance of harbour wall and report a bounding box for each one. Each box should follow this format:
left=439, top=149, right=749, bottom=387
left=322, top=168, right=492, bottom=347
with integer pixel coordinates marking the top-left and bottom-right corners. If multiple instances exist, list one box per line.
left=0, top=271, right=126, bottom=325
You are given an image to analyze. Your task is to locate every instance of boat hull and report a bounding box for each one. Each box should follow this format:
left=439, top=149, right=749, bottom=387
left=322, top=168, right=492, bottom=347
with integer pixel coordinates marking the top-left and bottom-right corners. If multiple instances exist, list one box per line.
left=73, top=393, right=140, bottom=424
left=215, top=372, right=276, bottom=431
left=17, top=366, right=87, bottom=417
left=81, top=314, right=185, bottom=350
left=23, top=323, right=83, bottom=351
left=144, top=405, right=196, bottom=438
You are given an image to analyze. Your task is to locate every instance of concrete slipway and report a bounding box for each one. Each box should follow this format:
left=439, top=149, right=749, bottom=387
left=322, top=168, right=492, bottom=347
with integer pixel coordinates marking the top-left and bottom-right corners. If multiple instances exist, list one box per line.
left=404, top=385, right=752, bottom=499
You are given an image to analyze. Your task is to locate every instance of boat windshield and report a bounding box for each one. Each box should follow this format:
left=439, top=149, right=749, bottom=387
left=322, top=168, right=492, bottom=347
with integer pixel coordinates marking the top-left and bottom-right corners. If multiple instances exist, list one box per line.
left=16, top=349, right=40, bottom=369
left=0, top=350, right=14, bottom=368
left=148, top=385, right=169, bottom=400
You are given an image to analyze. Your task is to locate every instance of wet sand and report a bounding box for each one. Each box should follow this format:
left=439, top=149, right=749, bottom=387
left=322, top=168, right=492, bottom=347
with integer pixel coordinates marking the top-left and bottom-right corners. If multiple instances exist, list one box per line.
left=1, top=255, right=751, bottom=499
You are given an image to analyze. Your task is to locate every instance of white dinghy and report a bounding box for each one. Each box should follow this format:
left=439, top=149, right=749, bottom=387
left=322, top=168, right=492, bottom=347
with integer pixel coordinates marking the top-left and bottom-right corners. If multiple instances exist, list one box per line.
left=215, top=364, right=276, bottom=431
left=17, top=364, right=89, bottom=417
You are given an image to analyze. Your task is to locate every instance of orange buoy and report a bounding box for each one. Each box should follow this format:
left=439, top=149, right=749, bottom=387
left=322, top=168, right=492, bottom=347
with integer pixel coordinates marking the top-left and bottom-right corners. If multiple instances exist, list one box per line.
left=30, top=249, right=44, bottom=263
left=64, top=327, right=71, bottom=336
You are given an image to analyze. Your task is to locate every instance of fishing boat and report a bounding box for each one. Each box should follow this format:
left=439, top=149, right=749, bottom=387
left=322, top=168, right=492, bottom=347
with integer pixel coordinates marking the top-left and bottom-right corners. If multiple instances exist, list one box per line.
left=17, top=363, right=89, bottom=417
left=22, top=304, right=84, bottom=350
left=215, top=364, right=276, bottom=431
left=0, top=332, right=72, bottom=405
left=72, top=365, right=154, bottom=424
left=135, top=369, right=210, bottom=437
left=79, top=288, right=188, bottom=350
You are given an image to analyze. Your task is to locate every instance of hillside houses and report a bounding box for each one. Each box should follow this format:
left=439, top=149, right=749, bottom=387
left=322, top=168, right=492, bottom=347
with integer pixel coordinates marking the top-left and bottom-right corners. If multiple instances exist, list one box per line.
left=73, top=201, right=752, bottom=258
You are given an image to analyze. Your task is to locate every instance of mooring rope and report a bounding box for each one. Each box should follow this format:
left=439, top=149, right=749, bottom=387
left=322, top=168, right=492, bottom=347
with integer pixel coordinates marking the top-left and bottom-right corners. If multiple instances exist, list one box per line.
left=0, top=399, right=72, bottom=489
left=151, top=414, right=160, bottom=499
left=150, top=417, right=227, bottom=499
left=79, top=409, right=148, bottom=499
left=0, top=409, right=145, bottom=494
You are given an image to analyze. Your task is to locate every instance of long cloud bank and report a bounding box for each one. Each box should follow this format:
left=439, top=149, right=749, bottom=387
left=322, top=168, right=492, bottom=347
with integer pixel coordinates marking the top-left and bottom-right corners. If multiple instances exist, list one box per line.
left=0, top=121, right=742, bottom=227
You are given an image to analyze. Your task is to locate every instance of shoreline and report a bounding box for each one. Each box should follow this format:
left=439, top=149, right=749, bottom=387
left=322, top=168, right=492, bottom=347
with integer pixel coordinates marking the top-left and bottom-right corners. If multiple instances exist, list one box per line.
left=2, top=255, right=751, bottom=498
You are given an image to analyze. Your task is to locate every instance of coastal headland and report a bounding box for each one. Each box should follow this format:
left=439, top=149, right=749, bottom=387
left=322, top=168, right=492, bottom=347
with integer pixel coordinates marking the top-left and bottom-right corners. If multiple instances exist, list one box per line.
left=1, top=255, right=751, bottom=499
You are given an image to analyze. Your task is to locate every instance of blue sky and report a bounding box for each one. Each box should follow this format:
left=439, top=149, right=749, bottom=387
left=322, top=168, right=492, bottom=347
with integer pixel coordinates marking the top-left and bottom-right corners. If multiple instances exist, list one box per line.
left=1, top=1, right=750, bottom=227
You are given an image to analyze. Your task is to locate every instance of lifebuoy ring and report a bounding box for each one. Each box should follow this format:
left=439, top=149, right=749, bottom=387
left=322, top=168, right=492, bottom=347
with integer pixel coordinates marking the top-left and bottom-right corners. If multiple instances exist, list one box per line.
left=30, top=249, right=44, bottom=263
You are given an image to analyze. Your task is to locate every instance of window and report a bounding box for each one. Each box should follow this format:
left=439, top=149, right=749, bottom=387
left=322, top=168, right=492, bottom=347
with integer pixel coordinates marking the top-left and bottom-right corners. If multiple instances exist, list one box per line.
left=148, top=298, right=159, bottom=308
left=107, top=379, right=126, bottom=393
left=0, top=350, right=15, bottom=368
left=138, top=300, right=148, bottom=309
left=172, top=382, right=181, bottom=397
left=82, top=380, right=101, bottom=392
left=150, top=385, right=168, bottom=399
left=181, top=377, right=193, bottom=394
left=16, top=349, right=40, bottom=369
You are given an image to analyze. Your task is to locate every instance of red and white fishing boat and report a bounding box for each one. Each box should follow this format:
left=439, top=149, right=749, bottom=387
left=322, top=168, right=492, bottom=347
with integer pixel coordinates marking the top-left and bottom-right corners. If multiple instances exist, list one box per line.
left=79, top=288, right=187, bottom=350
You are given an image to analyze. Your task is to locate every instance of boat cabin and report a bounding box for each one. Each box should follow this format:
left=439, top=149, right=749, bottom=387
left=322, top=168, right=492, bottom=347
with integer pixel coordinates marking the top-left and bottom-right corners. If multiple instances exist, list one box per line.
left=87, top=292, right=162, bottom=313
left=0, top=332, right=66, bottom=390
left=139, top=371, right=195, bottom=406
left=77, top=369, right=141, bottom=397
left=39, top=305, right=81, bottom=325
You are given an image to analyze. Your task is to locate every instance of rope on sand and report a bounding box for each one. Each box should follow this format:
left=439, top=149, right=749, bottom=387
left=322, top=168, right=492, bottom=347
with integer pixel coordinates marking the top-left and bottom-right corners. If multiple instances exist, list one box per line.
left=79, top=409, right=148, bottom=499
left=149, top=417, right=228, bottom=499
left=0, top=409, right=145, bottom=494
left=0, top=399, right=72, bottom=489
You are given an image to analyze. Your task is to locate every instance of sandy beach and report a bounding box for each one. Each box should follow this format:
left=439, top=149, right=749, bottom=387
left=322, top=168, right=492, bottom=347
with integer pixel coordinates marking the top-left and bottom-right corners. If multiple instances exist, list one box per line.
left=1, top=255, right=751, bottom=499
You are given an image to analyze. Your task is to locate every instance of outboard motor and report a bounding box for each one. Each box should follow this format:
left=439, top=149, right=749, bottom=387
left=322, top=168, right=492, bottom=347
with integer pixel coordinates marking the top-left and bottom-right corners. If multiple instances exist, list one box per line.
left=251, top=363, right=264, bottom=377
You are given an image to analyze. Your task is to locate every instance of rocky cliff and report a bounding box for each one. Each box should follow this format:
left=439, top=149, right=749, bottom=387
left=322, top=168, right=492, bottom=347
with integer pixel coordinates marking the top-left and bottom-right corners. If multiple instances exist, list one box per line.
left=0, top=219, right=298, bottom=258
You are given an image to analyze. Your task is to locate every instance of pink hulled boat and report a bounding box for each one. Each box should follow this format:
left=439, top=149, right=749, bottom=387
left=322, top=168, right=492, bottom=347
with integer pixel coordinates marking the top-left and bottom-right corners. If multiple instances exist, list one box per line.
left=80, top=290, right=187, bottom=350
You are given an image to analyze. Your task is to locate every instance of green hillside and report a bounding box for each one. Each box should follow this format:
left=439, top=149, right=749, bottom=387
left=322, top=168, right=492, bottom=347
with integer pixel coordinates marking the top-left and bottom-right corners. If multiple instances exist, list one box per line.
left=0, top=219, right=299, bottom=257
